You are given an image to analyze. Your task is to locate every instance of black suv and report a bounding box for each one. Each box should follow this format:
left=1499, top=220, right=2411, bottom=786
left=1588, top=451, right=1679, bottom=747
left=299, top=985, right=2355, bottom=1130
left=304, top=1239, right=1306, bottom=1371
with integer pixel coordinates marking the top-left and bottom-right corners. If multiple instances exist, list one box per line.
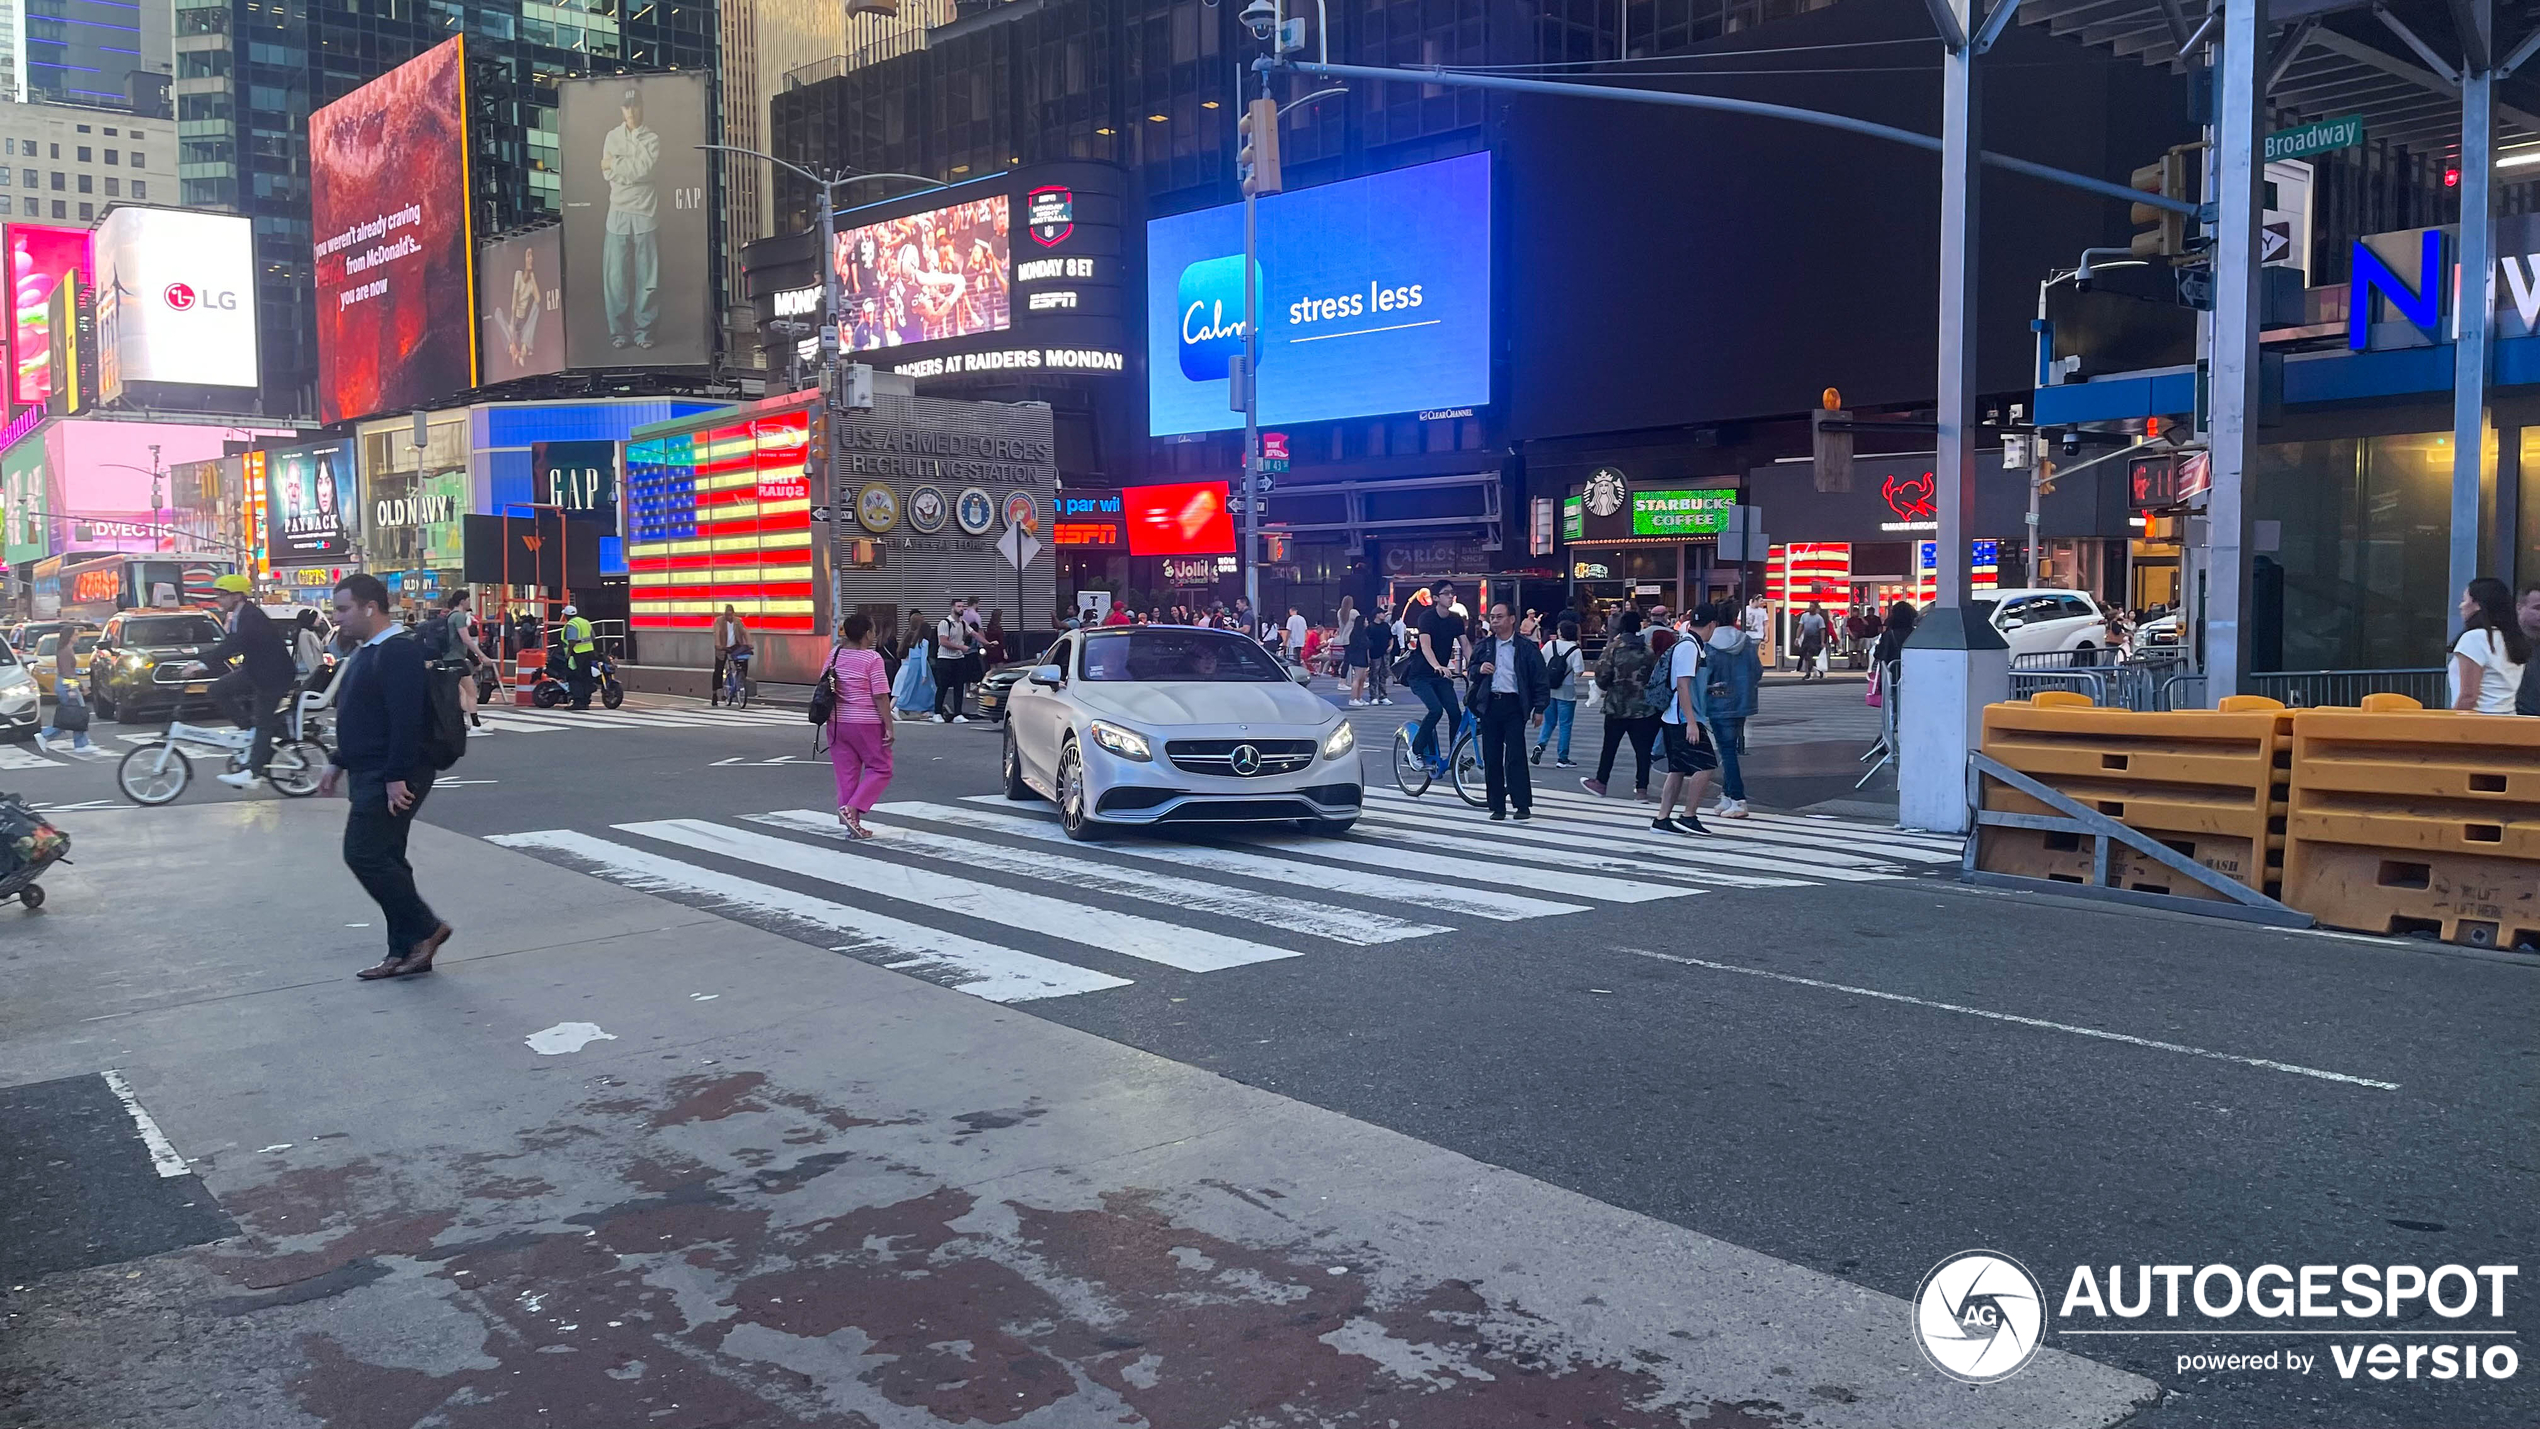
left=87, top=610, right=228, bottom=723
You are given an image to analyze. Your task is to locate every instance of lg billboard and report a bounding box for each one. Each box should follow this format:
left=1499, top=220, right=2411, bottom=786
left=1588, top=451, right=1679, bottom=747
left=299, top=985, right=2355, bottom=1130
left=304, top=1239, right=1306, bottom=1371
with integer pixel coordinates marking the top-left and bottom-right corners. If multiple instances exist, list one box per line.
left=91, top=207, right=259, bottom=399
left=1144, top=152, right=1491, bottom=435
left=558, top=71, right=712, bottom=368
left=309, top=36, right=477, bottom=424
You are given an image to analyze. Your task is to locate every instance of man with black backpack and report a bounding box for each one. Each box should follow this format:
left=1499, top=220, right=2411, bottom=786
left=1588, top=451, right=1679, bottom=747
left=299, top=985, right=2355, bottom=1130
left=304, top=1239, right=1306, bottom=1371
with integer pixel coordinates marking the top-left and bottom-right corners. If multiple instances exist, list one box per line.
left=319, top=573, right=456, bottom=981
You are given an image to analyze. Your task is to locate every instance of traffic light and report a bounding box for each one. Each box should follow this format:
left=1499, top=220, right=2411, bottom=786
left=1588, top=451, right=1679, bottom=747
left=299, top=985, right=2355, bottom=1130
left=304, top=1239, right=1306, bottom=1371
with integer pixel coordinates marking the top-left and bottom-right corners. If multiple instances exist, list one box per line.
left=2130, top=147, right=2194, bottom=259
left=1810, top=387, right=1852, bottom=493
left=1238, top=97, right=1282, bottom=198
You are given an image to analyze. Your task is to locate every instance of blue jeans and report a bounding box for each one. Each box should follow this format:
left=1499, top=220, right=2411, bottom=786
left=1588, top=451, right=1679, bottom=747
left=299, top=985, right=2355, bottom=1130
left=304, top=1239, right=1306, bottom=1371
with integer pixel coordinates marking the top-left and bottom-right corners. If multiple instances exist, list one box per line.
left=1408, top=675, right=1457, bottom=761
left=603, top=222, right=661, bottom=344
left=1712, top=715, right=1747, bottom=801
left=1534, top=698, right=1577, bottom=761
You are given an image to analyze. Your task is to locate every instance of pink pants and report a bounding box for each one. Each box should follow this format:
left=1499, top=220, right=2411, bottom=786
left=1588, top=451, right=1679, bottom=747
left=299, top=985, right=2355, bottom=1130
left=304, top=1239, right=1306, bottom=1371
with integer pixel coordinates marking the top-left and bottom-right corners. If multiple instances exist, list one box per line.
left=829, top=721, right=893, bottom=812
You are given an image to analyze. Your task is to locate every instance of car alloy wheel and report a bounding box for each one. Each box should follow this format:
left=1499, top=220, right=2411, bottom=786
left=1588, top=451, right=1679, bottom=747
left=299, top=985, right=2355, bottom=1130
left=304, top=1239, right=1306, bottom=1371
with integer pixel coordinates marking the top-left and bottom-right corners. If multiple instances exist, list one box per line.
left=1057, top=740, right=1103, bottom=840
left=1002, top=725, right=1035, bottom=801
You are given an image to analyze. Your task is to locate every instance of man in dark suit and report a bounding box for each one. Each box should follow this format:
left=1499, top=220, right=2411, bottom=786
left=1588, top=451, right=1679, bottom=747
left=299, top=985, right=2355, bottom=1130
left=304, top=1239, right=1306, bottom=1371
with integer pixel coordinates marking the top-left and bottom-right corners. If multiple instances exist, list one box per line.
left=1467, top=601, right=1550, bottom=821
left=189, top=574, right=299, bottom=789
left=317, top=573, right=451, bottom=981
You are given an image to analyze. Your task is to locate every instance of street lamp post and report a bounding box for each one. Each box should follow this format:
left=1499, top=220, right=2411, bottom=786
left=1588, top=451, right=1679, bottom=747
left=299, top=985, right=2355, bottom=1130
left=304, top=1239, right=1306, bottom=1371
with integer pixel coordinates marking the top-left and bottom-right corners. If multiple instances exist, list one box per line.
left=697, top=144, right=946, bottom=391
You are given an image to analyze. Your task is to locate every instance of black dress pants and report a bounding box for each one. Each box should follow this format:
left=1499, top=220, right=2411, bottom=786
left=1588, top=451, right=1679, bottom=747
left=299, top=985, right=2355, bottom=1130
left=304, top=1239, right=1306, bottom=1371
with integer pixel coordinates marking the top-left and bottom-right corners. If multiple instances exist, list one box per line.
left=343, top=766, right=439, bottom=960
left=1479, top=691, right=1532, bottom=815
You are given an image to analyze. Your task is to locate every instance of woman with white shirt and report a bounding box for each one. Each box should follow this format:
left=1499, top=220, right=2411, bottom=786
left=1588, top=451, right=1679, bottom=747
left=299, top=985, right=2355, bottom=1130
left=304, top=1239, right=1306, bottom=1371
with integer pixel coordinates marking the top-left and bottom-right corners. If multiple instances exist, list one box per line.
left=2449, top=577, right=2531, bottom=713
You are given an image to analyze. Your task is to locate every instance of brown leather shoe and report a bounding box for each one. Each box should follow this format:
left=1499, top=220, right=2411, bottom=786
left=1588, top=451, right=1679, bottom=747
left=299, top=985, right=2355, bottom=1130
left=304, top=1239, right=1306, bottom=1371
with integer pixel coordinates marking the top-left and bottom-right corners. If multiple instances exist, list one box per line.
left=356, top=957, right=410, bottom=980
left=403, top=923, right=453, bottom=974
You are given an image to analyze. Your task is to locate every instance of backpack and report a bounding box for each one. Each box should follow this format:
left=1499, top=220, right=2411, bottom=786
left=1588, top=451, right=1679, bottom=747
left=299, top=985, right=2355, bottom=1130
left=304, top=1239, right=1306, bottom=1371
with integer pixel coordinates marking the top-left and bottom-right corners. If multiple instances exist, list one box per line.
left=418, top=612, right=456, bottom=660
left=402, top=633, right=469, bottom=771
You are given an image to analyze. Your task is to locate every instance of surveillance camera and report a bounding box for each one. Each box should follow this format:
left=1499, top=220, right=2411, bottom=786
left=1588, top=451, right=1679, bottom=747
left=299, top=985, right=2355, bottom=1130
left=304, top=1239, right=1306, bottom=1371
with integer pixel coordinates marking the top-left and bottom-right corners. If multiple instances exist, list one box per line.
left=2072, top=273, right=2093, bottom=294
left=1240, top=0, right=1277, bottom=40
left=2059, top=431, right=2082, bottom=458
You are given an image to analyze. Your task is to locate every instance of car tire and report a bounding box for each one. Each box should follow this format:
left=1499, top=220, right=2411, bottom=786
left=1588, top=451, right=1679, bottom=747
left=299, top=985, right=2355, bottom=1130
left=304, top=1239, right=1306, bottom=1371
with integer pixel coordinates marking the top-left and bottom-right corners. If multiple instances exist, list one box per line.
left=1056, top=740, right=1107, bottom=841
left=1002, top=725, right=1037, bottom=801
left=91, top=683, right=117, bottom=722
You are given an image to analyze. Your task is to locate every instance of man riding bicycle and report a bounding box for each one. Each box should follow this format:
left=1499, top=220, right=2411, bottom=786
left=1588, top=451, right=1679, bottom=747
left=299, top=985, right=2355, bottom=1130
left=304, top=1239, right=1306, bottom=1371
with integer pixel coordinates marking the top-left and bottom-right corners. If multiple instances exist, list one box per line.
left=185, top=574, right=297, bottom=789
left=711, top=604, right=750, bottom=707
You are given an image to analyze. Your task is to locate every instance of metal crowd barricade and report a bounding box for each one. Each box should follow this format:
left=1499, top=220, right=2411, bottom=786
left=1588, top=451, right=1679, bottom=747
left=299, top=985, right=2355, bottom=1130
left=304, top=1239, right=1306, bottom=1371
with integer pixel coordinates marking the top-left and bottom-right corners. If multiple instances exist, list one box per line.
left=2006, top=652, right=2196, bottom=712
left=1855, top=659, right=1899, bottom=789
left=2249, top=668, right=2448, bottom=709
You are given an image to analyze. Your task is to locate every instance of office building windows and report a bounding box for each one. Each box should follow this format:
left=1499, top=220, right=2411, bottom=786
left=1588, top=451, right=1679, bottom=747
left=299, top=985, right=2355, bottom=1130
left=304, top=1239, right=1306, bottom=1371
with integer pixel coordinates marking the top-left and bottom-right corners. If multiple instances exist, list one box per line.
left=131, top=180, right=145, bottom=200
left=103, top=177, right=117, bottom=196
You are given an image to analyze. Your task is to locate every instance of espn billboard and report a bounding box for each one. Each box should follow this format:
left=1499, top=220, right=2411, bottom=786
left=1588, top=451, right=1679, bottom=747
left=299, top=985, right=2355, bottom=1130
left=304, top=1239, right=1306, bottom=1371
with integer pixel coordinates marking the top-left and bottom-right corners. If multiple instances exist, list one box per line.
left=92, top=206, right=258, bottom=400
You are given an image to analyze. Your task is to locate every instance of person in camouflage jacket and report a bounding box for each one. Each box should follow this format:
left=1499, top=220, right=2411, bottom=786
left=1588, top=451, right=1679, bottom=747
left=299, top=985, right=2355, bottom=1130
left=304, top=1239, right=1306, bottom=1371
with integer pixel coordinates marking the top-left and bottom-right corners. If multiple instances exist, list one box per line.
left=1583, top=608, right=1666, bottom=799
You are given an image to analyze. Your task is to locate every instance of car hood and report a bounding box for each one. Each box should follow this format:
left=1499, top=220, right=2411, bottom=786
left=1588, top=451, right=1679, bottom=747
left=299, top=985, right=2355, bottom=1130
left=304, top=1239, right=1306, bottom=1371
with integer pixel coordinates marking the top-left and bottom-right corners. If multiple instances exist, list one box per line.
left=1073, top=679, right=1334, bottom=729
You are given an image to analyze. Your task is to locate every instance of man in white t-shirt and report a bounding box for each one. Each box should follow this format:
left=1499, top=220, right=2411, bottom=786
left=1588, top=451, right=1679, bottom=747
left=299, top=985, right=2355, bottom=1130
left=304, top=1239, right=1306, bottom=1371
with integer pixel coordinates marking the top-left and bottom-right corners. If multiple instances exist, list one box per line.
left=1651, top=604, right=1722, bottom=835
left=932, top=599, right=974, bottom=722
left=1284, top=607, right=1308, bottom=659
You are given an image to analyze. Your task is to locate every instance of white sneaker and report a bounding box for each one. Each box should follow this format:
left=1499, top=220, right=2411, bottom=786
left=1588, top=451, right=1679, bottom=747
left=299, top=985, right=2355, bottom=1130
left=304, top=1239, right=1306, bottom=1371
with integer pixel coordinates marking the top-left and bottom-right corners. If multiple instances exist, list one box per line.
left=952, top=715, right=970, bottom=724
left=216, top=769, right=261, bottom=789
left=1723, top=799, right=1750, bottom=819
left=1346, top=698, right=1366, bottom=707
left=31, top=732, right=48, bottom=753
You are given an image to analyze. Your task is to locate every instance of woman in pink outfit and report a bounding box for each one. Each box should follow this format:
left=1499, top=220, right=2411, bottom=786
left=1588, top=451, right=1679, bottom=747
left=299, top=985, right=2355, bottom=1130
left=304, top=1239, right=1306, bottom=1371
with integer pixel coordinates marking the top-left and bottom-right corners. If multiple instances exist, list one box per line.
left=826, top=612, right=895, bottom=836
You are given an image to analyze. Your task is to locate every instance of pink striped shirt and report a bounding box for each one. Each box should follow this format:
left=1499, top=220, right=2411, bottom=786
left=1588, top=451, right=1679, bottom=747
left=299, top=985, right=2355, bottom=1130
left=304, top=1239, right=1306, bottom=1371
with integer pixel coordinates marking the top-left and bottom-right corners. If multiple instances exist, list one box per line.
left=827, top=646, right=890, bottom=724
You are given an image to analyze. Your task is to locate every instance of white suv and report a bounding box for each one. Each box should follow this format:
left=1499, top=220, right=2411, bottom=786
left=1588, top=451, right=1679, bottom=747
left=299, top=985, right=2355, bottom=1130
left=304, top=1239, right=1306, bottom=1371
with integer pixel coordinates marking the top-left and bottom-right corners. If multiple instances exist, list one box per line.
left=1982, top=588, right=2112, bottom=659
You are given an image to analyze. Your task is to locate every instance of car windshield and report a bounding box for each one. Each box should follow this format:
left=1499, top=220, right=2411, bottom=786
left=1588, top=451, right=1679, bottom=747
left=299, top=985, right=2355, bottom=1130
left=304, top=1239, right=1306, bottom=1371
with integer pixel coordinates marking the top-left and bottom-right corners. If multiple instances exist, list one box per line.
left=124, top=615, right=223, bottom=646
left=1078, top=629, right=1284, bottom=683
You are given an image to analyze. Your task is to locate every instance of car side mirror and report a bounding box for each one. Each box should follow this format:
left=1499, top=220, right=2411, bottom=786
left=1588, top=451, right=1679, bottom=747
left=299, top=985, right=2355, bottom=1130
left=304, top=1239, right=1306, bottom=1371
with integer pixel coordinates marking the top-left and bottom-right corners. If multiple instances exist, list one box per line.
left=1028, top=664, right=1065, bottom=689
left=1291, top=663, right=1314, bottom=685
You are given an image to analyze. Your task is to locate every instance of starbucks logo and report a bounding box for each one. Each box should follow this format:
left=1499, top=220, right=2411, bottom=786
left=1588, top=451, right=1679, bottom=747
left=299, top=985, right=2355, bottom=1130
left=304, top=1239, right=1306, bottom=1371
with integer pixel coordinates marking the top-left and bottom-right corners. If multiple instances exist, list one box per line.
left=1585, top=467, right=1628, bottom=517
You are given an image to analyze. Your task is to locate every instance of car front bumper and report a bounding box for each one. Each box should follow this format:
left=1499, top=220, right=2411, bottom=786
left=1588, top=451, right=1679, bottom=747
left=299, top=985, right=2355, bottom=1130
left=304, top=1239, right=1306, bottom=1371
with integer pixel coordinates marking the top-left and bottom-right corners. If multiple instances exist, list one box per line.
left=1080, top=736, right=1362, bottom=825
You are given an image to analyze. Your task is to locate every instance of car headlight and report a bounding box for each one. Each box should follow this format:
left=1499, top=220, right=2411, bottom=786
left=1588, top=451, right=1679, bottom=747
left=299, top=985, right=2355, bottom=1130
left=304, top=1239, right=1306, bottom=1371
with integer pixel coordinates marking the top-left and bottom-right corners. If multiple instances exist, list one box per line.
left=1321, top=721, right=1355, bottom=760
left=1088, top=719, right=1153, bottom=761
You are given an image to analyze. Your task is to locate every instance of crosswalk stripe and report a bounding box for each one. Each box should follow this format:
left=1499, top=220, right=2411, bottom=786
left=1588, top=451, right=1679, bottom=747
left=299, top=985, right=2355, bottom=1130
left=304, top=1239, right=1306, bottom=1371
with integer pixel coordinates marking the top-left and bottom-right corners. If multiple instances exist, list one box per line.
left=881, top=800, right=1590, bottom=921
left=486, top=829, right=1129, bottom=1002
left=1349, top=805, right=1824, bottom=888
left=1363, top=789, right=1909, bottom=877
left=1232, top=825, right=1700, bottom=904
left=749, top=809, right=1454, bottom=946
left=947, top=795, right=1693, bottom=904
left=474, top=716, right=559, bottom=733
left=618, top=817, right=1302, bottom=973
left=0, top=745, right=58, bottom=770
left=1520, top=787, right=1962, bottom=862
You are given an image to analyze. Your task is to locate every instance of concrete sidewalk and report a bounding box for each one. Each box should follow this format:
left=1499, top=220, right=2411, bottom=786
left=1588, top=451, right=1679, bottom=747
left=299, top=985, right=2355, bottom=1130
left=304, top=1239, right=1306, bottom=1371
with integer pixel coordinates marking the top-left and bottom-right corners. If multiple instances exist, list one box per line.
left=0, top=801, right=2153, bottom=1427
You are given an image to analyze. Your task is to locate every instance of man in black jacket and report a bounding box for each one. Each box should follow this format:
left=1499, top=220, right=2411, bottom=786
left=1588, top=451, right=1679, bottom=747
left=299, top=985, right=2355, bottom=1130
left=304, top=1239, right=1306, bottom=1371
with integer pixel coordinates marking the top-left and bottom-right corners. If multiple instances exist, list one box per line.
left=317, top=573, right=451, bottom=980
left=1467, top=601, right=1550, bottom=821
left=189, top=574, right=298, bottom=789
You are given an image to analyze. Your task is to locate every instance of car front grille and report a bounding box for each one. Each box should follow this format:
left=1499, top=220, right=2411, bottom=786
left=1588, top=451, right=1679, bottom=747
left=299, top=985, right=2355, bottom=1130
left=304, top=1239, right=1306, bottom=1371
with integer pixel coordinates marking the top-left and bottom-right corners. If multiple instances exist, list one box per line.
left=1164, top=737, right=1317, bottom=778
left=1157, top=797, right=1322, bottom=823
left=149, top=663, right=200, bottom=685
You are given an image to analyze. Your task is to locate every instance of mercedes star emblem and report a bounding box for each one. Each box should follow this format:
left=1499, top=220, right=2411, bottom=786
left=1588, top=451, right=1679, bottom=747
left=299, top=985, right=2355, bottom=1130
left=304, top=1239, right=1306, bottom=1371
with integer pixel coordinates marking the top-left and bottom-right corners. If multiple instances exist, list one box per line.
left=1228, top=744, right=1262, bottom=776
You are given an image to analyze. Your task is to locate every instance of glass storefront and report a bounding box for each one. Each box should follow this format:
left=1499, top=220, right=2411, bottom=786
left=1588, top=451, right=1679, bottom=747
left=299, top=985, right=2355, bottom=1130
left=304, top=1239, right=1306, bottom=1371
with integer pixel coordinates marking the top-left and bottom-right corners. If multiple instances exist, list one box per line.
left=358, top=415, right=472, bottom=601
left=2252, top=430, right=2478, bottom=671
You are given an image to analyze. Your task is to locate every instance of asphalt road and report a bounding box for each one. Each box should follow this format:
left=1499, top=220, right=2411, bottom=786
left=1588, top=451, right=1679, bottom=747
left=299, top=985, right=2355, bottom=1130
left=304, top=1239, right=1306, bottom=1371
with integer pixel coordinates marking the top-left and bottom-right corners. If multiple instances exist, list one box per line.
left=3, top=691, right=2534, bottom=1429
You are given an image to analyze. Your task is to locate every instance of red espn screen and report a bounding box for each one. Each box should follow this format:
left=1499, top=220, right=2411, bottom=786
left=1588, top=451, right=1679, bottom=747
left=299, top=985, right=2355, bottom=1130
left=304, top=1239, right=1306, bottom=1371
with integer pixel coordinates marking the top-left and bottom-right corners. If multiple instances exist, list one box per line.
left=1123, top=480, right=1235, bottom=557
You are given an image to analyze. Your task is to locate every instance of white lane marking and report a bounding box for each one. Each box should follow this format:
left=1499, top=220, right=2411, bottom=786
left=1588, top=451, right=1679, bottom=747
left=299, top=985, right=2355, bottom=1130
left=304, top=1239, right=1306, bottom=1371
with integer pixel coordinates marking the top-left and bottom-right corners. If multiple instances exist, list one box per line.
left=884, top=800, right=1588, bottom=922
left=525, top=1021, right=618, bottom=1055
left=751, top=810, right=1454, bottom=946
left=1350, top=805, right=1828, bottom=888
left=1522, top=802, right=1963, bottom=865
left=489, top=829, right=1128, bottom=1002
left=619, top=818, right=1300, bottom=974
left=1367, top=788, right=1914, bottom=875
left=60, top=745, right=118, bottom=761
left=0, top=745, right=61, bottom=769
left=1619, top=948, right=2401, bottom=1091
left=100, top=1069, right=190, bottom=1178
left=474, top=716, right=559, bottom=734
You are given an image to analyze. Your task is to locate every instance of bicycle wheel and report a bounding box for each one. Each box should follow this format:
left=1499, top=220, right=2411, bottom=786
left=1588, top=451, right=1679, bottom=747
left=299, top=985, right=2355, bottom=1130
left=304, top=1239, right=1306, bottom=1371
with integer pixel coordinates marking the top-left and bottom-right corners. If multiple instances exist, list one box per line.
left=1449, top=731, right=1490, bottom=808
left=117, top=742, right=190, bottom=806
left=267, top=740, right=327, bottom=797
left=730, top=676, right=751, bottom=711
left=1390, top=722, right=1430, bottom=797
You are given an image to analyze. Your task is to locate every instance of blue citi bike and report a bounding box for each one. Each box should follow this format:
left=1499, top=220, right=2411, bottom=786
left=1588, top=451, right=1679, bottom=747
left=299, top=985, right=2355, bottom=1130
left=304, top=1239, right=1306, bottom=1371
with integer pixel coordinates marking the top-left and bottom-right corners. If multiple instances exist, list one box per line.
left=1390, top=705, right=1489, bottom=807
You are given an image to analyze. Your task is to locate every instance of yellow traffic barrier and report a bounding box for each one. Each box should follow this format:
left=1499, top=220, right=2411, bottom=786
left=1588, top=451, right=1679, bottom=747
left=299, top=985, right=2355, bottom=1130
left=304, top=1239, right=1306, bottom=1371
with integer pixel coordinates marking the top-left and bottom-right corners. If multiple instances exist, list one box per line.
left=1975, top=693, right=2289, bottom=900
left=2279, top=706, right=2540, bottom=949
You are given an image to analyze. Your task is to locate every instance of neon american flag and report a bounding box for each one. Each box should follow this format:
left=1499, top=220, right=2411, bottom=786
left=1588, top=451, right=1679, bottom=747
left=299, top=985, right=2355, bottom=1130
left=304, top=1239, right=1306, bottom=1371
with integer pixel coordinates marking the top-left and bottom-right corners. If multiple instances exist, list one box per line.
left=626, top=405, right=816, bottom=633
left=1766, top=542, right=1852, bottom=607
